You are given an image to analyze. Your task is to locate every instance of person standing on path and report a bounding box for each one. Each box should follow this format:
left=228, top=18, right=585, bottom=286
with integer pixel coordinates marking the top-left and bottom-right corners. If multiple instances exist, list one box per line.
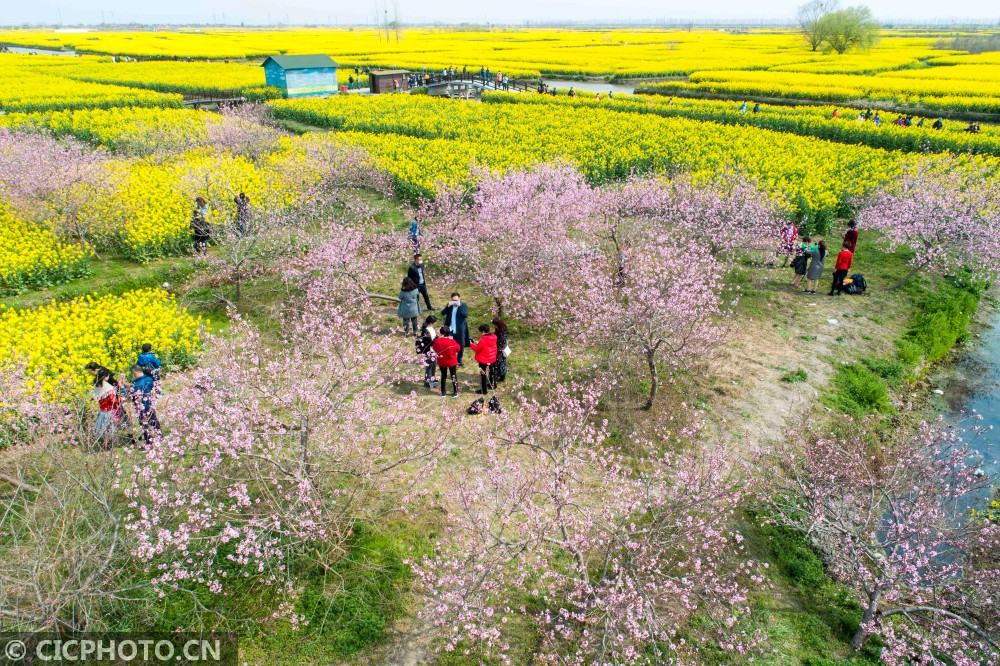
left=408, top=218, right=420, bottom=249
left=85, top=362, right=126, bottom=445
left=417, top=315, right=439, bottom=389
left=191, top=196, right=211, bottom=254
left=431, top=326, right=461, bottom=397
left=407, top=253, right=432, bottom=310
left=234, top=192, right=251, bottom=234
left=490, top=316, right=509, bottom=387
left=126, top=364, right=160, bottom=449
left=137, top=343, right=162, bottom=381
left=790, top=236, right=812, bottom=290
left=397, top=277, right=422, bottom=335
left=469, top=323, right=498, bottom=395
left=441, top=293, right=471, bottom=367
left=776, top=220, right=798, bottom=267
left=829, top=241, right=854, bottom=296
left=803, top=240, right=828, bottom=294
left=843, top=220, right=858, bottom=254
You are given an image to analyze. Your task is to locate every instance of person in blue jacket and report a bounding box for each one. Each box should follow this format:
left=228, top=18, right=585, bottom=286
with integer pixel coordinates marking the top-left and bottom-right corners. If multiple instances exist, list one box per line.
left=408, top=219, right=420, bottom=249
left=137, top=343, right=162, bottom=380
left=440, top=292, right=471, bottom=367
left=126, top=364, right=160, bottom=449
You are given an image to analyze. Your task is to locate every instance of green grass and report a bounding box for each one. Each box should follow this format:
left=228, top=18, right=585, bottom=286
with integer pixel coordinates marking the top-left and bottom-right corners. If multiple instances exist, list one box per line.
left=780, top=368, right=808, bottom=383
left=827, top=363, right=893, bottom=416
left=241, top=521, right=421, bottom=665
left=745, top=515, right=882, bottom=666
left=0, top=255, right=195, bottom=311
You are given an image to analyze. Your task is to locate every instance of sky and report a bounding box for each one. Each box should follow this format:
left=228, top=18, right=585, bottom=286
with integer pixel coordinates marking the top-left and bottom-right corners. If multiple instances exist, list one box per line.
left=4, top=0, right=998, bottom=25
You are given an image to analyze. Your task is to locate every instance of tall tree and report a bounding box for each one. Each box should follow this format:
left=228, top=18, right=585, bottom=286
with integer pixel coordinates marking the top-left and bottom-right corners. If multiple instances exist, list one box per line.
left=818, top=6, right=881, bottom=54
left=426, top=164, right=604, bottom=326
left=765, top=419, right=1000, bottom=664
left=796, top=0, right=840, bottom=51
left=414, top=382, right=766, bottom=664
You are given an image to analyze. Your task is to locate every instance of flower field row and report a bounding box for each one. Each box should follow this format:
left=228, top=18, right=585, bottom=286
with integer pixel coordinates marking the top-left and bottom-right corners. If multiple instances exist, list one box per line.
left=0, top=28, right=957, bottom=80
left=0, top=289, right=202, bottom=399
left=0, top=55, right=183, bottom=113
left=647, top=69, right=1000, bottom=114
left=0, top=106, right=218, bottom=154
left=488, top=92, right=1000, bottom=156
left=270, top=94, right=917, bottom=227
left=0, top=203, right=89, bottom=295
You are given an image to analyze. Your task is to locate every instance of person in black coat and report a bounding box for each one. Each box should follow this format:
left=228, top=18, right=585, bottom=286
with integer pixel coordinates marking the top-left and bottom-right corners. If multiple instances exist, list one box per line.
left=407, top=253, right=432, bottom=310
left=441, top=292, right=470, bottom=366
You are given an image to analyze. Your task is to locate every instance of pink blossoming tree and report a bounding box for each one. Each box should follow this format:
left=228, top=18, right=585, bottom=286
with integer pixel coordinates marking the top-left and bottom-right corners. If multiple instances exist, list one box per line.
left=414, top=382, right=766, bottom=664
left=766, top=418, right=1000, bottom=664
left=600, top=236, right=727, bottom=409
left=425, top=164, right=604, bottom=326
left=857, top=160, right=1000, bottom=289
left=124, top=225, right=451, bottom=627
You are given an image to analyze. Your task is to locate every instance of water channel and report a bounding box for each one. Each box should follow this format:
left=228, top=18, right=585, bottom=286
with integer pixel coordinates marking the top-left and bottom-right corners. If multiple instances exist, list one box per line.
left=542, top=78, right=635, bottom=95
left=941, top=308, right=1000, bottom=508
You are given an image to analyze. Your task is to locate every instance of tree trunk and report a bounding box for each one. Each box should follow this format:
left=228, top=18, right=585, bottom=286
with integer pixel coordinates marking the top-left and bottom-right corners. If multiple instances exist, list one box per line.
left=892, top=259, right=930, bottom=291
left=851, top=595, right=880, bottom=652
left=642, top=349, right=658, bottom=411
left=495, top=297, right=505, bottom=320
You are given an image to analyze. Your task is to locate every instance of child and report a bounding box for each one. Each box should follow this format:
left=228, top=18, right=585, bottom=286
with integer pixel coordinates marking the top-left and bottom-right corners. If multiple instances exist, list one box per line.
left=790, top=236, right=812, bottom=289
left=431, top=326, right=461, bottom=397
left=829, top=241, right=854, bottom=296
left=137, top=343, right=162, bottom=380
left=776, top=221, right=798, bottom=267
left=417, top=315, right=439, bottom=389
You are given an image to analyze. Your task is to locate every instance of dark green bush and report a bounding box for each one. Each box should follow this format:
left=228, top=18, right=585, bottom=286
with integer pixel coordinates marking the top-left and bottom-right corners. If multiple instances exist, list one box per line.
left=861, top=357, right=906, bottom=386
left=409, top=86, right=428, bottom=95
left=781, top=368, right=809, bottom=383
left=902, top=285, right=978, bottom=365
left=828, top=363, right=893, bottom=415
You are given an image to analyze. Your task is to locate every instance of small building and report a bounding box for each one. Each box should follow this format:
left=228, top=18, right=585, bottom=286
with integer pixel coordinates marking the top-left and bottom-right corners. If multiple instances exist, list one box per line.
left=369, top=70, right=410, bottom=94
left=261, top=54, right=339, bottom=98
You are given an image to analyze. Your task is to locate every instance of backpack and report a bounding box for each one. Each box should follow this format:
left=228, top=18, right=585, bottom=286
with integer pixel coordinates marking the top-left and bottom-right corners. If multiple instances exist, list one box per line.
left=487, top=395, right=503, bottom=414
left=467, top=398, right=485, bottom=415
left=849, top=273, right=867, bottom=294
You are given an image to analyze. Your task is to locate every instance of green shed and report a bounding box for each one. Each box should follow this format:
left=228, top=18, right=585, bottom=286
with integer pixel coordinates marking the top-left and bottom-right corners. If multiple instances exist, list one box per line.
left=261, top=54, right=339, bottom=98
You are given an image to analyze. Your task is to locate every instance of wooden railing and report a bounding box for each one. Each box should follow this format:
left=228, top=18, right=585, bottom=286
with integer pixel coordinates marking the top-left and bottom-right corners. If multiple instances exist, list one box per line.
left=181, top=89, right=246, bottom=105
left=414, top=72, right=538, bottom=93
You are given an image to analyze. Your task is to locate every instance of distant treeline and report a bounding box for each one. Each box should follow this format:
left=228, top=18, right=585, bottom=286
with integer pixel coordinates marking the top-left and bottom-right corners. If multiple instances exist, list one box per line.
left=934, top=33, right=1000, bottom=54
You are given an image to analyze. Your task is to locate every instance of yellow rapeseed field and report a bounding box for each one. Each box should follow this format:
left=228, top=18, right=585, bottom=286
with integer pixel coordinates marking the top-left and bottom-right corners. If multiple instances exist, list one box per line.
left=0, top=203, right=89, bottom=294
left=0, top=289, right=202, bottom=399
left=270, top=94, right=919, bottom=226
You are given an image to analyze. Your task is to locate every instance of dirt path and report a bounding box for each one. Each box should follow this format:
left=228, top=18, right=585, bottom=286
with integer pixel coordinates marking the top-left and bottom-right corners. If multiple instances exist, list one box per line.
left=701, top=269, right=910, bottom=451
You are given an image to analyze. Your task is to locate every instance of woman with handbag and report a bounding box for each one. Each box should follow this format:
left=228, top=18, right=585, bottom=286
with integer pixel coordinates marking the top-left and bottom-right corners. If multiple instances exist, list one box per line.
left=490, top=316, right=509, bottom=386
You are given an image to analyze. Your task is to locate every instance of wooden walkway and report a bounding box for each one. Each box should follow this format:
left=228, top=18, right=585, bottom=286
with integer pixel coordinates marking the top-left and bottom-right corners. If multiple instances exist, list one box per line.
left=182, top=89, right=246, bottom=107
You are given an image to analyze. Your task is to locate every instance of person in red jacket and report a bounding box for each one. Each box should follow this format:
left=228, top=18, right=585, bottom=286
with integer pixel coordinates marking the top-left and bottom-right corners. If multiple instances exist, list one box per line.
left=469, top=323, right=498, bottom=395
left=829, top=241, right=854, bottom=296
left=431, top=326, right=461, bottom=397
